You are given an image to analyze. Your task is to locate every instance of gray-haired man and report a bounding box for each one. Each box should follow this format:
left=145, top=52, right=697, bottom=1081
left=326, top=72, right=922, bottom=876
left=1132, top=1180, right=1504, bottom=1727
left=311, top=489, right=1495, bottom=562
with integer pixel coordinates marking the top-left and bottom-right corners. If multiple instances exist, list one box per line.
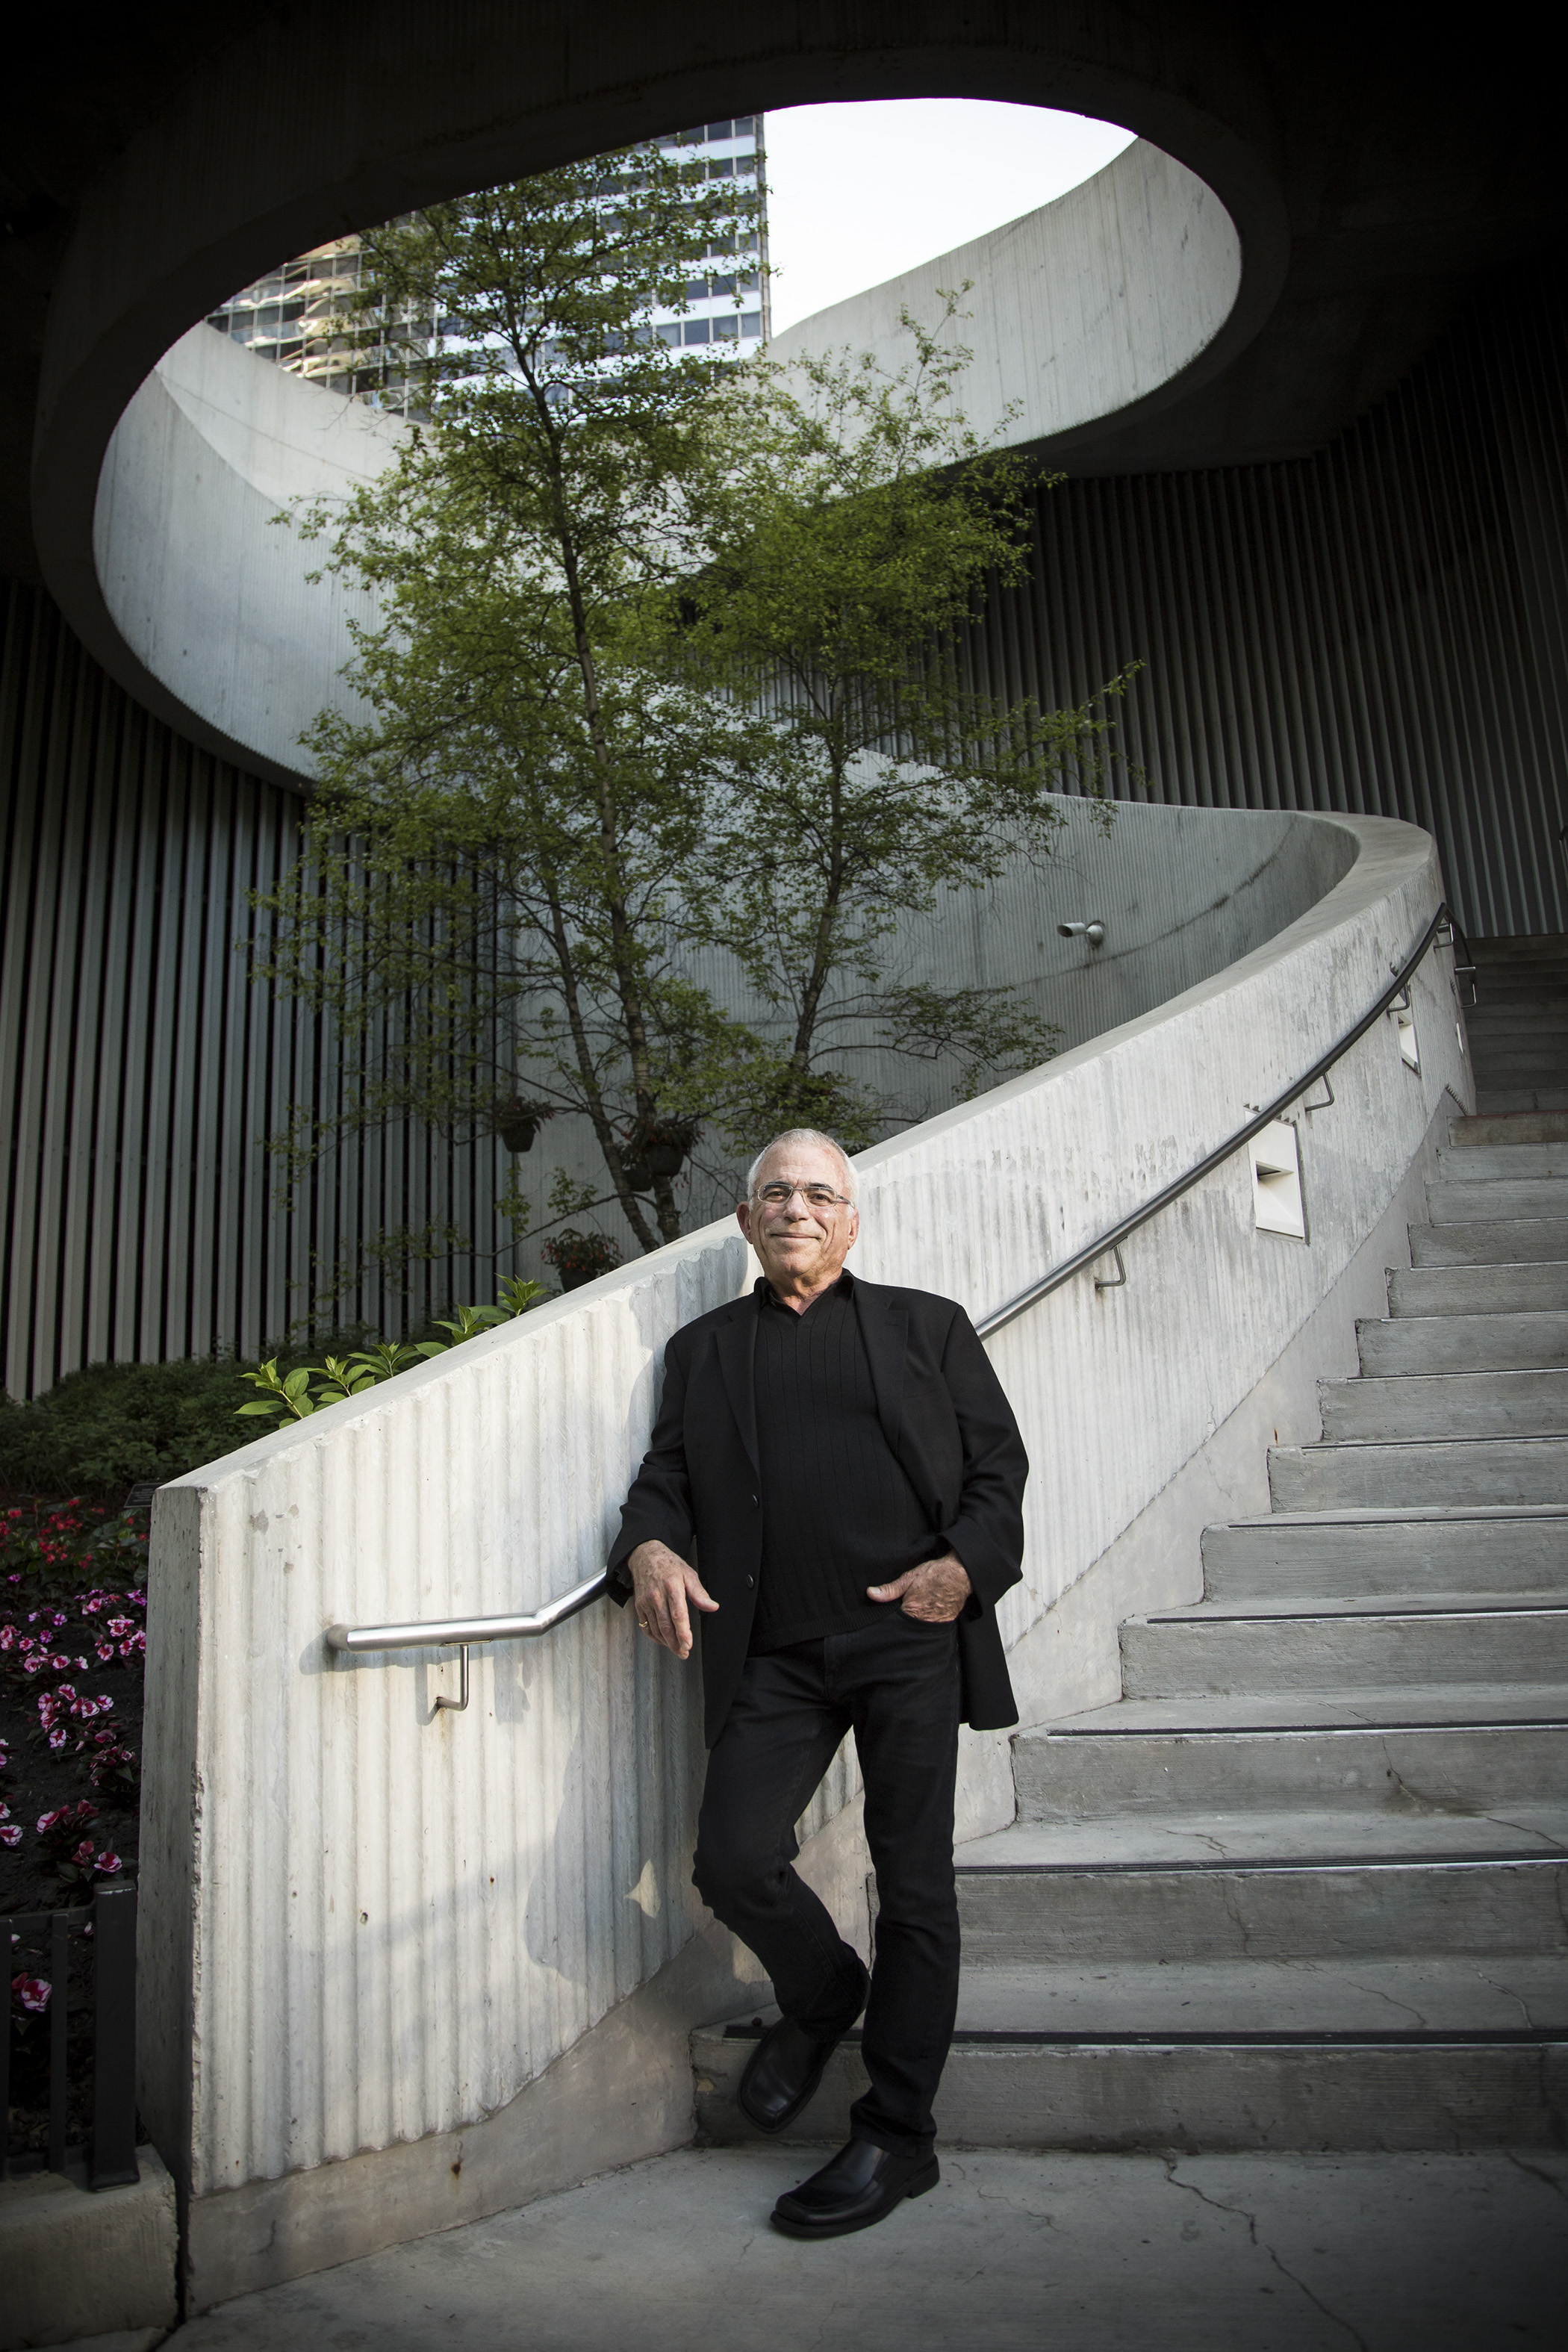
left=608, top=1128, right=1028, bottom=2237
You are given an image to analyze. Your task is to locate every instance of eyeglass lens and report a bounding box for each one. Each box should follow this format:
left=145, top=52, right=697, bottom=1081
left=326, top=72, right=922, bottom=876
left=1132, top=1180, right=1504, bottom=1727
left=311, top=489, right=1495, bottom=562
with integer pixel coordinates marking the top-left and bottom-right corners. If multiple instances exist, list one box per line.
left=758, top=1183, right=841, bottom=1206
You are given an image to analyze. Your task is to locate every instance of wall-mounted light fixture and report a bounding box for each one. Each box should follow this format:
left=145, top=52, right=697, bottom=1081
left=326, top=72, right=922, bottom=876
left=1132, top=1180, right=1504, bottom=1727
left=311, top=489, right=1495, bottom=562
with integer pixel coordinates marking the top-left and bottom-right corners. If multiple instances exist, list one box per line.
left=1058, top=920, right=1107, bottom=947
left=1250, top=1119, right=1307, bottom=1239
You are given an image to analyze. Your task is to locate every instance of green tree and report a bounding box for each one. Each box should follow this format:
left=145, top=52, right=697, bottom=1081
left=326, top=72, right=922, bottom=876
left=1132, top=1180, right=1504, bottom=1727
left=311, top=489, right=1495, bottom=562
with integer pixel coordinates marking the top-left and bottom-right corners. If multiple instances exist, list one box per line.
left=669, top=300, right=1132, bottom=1149
left=255, top=147, right=766, bottom=1256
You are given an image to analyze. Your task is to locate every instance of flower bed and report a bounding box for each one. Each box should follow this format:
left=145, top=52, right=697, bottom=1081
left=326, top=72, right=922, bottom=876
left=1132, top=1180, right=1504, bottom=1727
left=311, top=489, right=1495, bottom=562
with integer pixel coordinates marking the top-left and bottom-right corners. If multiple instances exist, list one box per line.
left=2, top=1499, right=146, bottom=2165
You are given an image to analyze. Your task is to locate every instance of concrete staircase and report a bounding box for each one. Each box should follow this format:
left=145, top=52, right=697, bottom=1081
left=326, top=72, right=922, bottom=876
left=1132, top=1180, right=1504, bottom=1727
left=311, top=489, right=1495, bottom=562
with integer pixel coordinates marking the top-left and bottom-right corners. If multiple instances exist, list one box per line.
left=694, top=1114, right=1568, bottom=2150
left=1466, top=935, right=1568, bottom=1114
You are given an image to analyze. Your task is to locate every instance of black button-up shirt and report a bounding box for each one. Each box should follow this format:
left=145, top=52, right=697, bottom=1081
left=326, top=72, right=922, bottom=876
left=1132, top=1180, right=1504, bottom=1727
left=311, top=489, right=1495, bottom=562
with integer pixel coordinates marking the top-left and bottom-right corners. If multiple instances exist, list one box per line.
left=749, top=1271, right=936, bottom=1651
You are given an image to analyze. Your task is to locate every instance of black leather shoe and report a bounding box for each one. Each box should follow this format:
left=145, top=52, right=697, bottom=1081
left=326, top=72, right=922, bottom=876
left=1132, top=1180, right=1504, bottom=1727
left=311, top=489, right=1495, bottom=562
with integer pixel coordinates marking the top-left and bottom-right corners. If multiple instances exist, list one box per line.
left=736, top=2011, right=861, bottom=2135
left=771, top=2137, right=940, bottom=2239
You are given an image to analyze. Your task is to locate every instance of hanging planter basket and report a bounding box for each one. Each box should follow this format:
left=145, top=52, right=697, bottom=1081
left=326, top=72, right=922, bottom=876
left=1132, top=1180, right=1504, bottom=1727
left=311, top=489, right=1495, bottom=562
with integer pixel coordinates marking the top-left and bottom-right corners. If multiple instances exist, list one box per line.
left=495, top=1099, right=556, bottom=1154
left=621, top=1117, right=699, bottom=1192
left=541, top=1228, right=622, bottom=1292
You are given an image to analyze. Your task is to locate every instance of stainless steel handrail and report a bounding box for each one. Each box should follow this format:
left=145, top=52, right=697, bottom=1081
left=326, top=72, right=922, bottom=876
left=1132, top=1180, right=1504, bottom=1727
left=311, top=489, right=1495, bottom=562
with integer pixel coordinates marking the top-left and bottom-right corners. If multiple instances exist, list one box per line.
left=974, top=899, right=1453, bottom=1339
left=325, top=1569, right=608, bottom=1658
left=326, top=898, right=1457, bottom=1660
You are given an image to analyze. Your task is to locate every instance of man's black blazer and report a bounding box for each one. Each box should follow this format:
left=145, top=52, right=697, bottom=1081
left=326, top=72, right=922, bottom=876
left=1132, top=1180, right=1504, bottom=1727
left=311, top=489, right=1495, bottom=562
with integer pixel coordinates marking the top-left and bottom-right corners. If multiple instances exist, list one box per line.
left=607, top=1275, right=1029, bottom=1746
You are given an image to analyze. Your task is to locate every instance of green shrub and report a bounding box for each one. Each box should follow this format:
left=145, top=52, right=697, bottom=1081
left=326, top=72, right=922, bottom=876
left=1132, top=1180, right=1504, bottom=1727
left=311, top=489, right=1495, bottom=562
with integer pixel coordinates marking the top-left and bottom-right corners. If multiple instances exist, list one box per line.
left=0, top=1359, right=259, bottom=1498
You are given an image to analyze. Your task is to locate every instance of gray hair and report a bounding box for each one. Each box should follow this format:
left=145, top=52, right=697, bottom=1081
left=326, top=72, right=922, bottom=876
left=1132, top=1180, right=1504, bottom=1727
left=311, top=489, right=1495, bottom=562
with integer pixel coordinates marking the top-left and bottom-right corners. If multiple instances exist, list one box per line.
left=745, top=1128, right=859, bottom=1203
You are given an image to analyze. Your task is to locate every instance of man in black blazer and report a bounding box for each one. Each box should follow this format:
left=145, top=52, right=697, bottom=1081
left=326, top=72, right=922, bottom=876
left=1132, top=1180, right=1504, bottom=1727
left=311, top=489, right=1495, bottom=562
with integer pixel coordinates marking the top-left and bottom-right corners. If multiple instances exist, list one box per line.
left=608, top=1127, right=1028, bottom=2239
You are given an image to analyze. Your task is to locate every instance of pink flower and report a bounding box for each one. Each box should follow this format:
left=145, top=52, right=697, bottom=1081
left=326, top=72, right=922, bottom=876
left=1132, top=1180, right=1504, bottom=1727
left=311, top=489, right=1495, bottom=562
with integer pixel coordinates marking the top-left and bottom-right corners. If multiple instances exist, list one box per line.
left=47, top=1727, right=67, bottom=1751
left=95, top=1850, right=122, bottom=1876
left=0, top=1826, right=20, bottom=1849
left=12, top=1973, right=50, bottom=2014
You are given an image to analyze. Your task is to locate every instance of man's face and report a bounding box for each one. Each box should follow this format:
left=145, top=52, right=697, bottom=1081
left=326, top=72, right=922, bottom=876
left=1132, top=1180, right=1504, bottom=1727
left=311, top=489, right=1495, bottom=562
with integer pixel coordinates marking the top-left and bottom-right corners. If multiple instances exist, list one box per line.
left=736, top=1139, right=859, bottom=1293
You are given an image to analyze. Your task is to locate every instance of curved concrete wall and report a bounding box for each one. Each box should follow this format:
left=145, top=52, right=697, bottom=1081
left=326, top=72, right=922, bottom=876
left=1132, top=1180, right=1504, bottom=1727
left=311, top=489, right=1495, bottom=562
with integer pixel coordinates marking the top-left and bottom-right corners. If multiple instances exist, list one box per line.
left=141, top=812, right=1472, bottom=2300
left=92, top=134, right=1236, bottom=784
left=770, top=139, right=1239, bottom=457
left=95, top=325, right=403, bottom=783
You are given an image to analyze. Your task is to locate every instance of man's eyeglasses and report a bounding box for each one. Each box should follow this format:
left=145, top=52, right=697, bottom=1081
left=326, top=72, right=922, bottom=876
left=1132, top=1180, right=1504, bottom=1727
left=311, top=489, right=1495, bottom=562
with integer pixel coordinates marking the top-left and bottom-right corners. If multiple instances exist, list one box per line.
left=753, top=1182, right=852, bottom=1210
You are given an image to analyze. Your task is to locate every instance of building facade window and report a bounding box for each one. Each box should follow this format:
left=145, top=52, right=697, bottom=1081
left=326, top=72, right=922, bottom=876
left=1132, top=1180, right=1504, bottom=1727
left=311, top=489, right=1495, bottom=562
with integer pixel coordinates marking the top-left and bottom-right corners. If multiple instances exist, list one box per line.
left=206, top=116, right=771, bottom=406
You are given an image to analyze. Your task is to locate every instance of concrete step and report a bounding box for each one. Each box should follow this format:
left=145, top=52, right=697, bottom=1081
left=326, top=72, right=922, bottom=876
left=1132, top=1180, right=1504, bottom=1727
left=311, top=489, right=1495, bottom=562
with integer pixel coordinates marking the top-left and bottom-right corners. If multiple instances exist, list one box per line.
left=1408, top=1217, right=1568, bottom=1265
left=1426, top=1177, right=1568, bottom=1223
left=955, top=1839, right=1568, bottom=1964
left=1436, top=1142, right=1568, bottom=1180
left=1120, top=1604, right=1568, bottom=1697
left=1357, top=1310, right=1568, bottom=1374
left=693, top=2009, right=1568, bottom=2152
left=1474, top=1086, right=1568, bottom=1116
left=1469, top=1056, right=1568, bottom=1086
left=1193, top=1588, right=1568, bottom=1616
left=1450, top=1112, right=1568, bottom=1146
left=1319, top=1367, right=1568, bottom=1441
left=1201, top=1508, right=1568, bottom=1599
left=948, top=1957, right=1568, bottom=2035
left=1013, top=1694, right=1568, bottom=1819
left=1389, top=1263, right=1568, bottom=1316
left=957, top=1806, right=1568, bottom=1868
left=1467, top=1001, right=1568, bottom=1025
left=1269, top=1434, right=1568, bottom=1510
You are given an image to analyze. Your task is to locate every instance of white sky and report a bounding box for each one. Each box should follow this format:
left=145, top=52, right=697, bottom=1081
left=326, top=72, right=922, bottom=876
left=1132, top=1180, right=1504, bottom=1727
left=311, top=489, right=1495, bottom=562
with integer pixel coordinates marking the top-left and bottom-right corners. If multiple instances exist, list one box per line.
left=763, top=101, right=1136, bottom=334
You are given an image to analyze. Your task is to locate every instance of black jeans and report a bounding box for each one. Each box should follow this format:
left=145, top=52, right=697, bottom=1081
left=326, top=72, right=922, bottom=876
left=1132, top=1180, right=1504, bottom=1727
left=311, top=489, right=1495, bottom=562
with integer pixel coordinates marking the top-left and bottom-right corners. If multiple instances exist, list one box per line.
left=691, top=1610, right=962, bottom=2160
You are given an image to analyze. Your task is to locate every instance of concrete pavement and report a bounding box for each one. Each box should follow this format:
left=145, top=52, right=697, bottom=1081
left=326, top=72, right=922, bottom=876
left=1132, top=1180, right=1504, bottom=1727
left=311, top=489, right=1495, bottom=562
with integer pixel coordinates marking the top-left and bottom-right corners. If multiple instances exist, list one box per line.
left=167, top=2143, right=1567, bottom=2351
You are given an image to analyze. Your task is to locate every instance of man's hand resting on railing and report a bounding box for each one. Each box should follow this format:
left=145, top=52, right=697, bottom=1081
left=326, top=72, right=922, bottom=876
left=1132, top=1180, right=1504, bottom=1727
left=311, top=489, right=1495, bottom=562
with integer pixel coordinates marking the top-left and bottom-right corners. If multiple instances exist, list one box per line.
left=628, top=1540, right=718, bottom=1659
left=867, top=1552, right=973, bottom=1623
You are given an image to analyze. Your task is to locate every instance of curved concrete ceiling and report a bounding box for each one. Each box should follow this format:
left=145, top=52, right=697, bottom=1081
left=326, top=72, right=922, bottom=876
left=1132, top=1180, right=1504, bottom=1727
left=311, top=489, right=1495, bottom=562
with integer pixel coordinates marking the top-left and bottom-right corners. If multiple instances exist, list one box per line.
left=10, top=3, right=1564, bottom=776
left=93, top=139, right=1240, bottom=784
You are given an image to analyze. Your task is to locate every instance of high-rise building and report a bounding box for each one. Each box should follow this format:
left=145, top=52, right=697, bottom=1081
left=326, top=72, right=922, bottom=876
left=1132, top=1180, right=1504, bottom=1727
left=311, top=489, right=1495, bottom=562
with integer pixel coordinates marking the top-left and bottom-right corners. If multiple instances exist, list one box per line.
left=205, top=237, right=432, bottom=412
left=647, top=114, right=770, bottom=355
left=205, top=116, right=770, bottom=403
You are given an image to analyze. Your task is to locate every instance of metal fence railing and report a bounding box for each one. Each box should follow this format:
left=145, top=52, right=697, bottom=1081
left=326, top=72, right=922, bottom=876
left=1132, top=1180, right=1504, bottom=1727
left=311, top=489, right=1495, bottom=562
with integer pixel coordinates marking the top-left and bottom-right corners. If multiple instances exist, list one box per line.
left=2, top=1879, right=137, bottom=2186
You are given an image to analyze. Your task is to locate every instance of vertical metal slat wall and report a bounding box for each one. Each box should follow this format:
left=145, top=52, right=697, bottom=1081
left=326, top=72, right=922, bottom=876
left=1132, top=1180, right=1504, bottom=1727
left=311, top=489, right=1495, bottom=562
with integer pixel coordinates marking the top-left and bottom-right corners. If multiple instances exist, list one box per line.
left=965, top=268, right=1568, bottom=939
